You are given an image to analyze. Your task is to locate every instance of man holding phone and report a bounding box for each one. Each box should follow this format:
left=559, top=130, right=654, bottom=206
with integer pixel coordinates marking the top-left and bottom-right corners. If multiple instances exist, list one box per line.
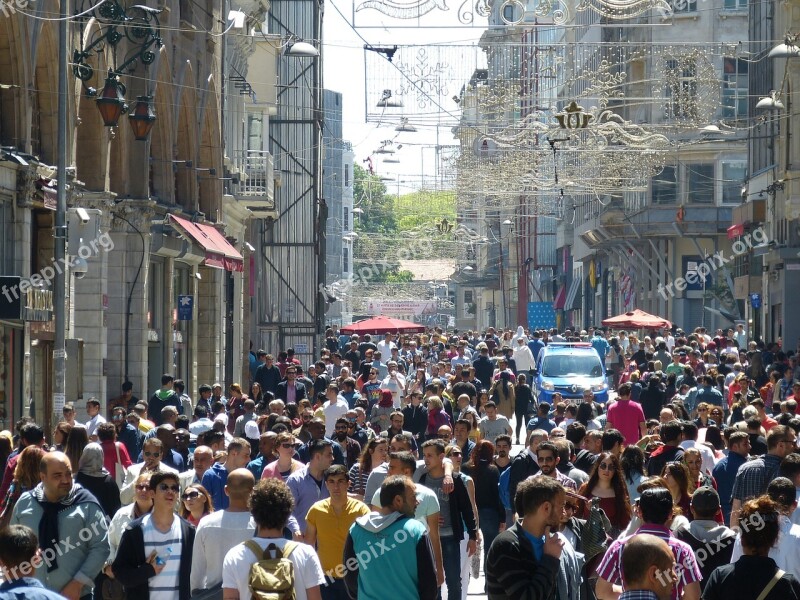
left=113, top=470, right=196, bottom=600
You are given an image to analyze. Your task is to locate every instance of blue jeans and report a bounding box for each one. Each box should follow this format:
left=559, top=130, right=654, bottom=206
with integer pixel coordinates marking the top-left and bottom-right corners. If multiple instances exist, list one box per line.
left=321, top=576, right=348, bottom=600
left=439, top=535, right=462, bottom=600
left=479, top=507, right=501, bottom=567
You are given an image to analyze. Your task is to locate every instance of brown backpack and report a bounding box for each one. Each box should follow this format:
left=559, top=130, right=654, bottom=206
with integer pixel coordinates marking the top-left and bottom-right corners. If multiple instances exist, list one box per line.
left=243, top=540, right=297, bottom=600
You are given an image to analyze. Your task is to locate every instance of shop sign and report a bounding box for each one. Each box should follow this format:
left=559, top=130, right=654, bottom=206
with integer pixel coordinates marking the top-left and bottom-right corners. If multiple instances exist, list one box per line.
left=0, top=276, right=53, bottom=321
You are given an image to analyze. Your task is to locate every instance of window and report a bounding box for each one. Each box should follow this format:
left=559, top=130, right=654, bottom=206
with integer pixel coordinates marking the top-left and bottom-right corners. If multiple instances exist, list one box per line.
left=722, top=58, right=748, bottom=120
left=722, top=161, right=747, bottom=204
left=343, top=207, right=349, bottom=231
left=665, top=58, right=698, bottom=120
left=652, top=165, right=677, bottom=204
left=464, top=290, right=474, bottom=303
left=342, top=247, right=349, bottom=273
left=344, top=164, right=350, bottom=187
left=723, top=0, right=746, bottom=8
left=687, top=164, right=715, bottom=204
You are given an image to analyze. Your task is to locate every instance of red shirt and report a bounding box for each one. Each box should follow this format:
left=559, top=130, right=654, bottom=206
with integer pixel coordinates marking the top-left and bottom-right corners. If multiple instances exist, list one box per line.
left=100, top=439, right=132, bottom=481
left=605, top=398, right=645, bottom=445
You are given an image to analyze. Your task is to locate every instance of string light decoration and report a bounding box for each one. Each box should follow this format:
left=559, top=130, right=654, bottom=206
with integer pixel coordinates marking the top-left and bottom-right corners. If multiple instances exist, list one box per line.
left=351, top=0, right=670, bottom=27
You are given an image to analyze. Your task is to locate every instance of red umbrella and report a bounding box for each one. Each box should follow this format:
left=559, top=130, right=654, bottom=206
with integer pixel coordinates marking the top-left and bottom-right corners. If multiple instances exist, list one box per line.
left=602, top=309, right=672, bottom=329
left=340, top=316, right=426, bottom=335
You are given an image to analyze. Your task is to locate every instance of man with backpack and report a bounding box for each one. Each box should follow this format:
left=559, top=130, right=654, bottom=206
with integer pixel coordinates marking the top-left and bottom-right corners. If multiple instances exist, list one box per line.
left=222, top=478, right=325, bottom=600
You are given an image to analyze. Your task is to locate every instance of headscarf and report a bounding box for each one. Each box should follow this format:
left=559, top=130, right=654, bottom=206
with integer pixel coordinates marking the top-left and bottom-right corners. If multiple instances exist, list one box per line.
left=512, top=326, right=526, bottom=344
left=378, top=390, right=394, bottom=408
left=78, top=442, right=109, bottom=478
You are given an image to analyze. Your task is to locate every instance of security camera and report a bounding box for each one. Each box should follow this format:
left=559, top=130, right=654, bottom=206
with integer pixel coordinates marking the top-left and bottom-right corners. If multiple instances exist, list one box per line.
left=76, top=207, right=90, bottom=224
left=72, top=257, right=89, bottom=280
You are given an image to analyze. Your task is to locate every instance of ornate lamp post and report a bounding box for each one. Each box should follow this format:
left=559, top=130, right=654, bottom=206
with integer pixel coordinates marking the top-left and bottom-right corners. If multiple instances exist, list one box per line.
left=72, top=0, right=162, bottom=140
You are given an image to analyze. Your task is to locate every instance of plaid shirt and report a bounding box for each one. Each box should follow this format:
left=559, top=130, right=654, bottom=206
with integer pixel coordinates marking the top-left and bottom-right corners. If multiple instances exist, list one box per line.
left=730, top=453, right=782, bottom=503
left=596, top=524, right=701, bottom=600
left=524, top=470, right=578, bottom=492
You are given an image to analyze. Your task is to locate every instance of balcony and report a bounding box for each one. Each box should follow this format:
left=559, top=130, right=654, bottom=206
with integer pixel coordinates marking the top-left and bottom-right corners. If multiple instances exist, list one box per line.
left=731, top=198, right=766, bottom=227
left=229, top=150, right=275, bottom=217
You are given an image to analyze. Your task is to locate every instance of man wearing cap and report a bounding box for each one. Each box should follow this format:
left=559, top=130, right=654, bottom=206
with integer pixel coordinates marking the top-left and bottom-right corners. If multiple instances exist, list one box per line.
left=674, top=487, right=736, bottom=587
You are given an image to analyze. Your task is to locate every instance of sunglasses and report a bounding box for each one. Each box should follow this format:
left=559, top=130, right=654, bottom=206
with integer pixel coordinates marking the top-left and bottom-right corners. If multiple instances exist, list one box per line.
left=182, top=491, right=201, bottom=500
left=135, top=484, right=150, bottom=491
left=302, top=414, right=312, bottom=420
left=698, top=408, right=708, bottom=412
left=280, top=442, right=294, bottom=449
left=157, top=484, right=180, bottom=493
left=450, top=452, right=462, bottom=457
left=144, top=451, right=161, bottom=458
left=598, top=462, right=614, bottom=470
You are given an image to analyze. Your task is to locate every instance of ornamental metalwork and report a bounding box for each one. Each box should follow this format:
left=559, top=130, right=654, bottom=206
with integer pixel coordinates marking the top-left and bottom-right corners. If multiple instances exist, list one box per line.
left=73, top=0, right=163, bottom=88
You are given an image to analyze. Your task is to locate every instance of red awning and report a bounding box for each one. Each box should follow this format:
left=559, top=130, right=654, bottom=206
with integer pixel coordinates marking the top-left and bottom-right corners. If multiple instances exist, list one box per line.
left=727, top=223, right=745, bottom=240
left=340, top=316, right=426, bottom=335
left=553, top=284, right=567, bottom=310
left=169, top=214, right=244, bottom=272
left=602, top=309, right=672, bottom=329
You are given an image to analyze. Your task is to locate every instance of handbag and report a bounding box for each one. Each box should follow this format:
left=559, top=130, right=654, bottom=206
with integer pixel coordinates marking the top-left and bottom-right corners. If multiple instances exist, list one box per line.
left=582, top=496, right=612, bottom=563
left=755, top=569, right=785, bottom=600
left=114, top=443, right=127, bottom=488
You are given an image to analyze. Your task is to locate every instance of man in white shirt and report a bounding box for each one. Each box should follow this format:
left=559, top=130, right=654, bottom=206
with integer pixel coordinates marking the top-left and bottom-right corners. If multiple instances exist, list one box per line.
left=188, top=405, right=214, bottom=436
left=191, top=468, right=256, bottom=593
left=381, top=361, right=407, bottom=408
left=222, top=478, right=325, bottom=600
left=85, top=398, right=107, bottom=440
left=120, top=438, right=179, bottom=504
left=322, top=384, right=349, bottom=438
left=679, top=422, right=716, bottom=475
left=376, top=333, right=396, bottom=359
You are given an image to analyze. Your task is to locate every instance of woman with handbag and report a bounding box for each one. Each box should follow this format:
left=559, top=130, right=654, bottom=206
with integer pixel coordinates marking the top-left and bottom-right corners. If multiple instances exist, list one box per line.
left=578, top=452, right=632, bottom=537
left=0, top=446, right=45, bottom=529
left=703, top=496, right=800, bottom=599
left=75, top=442, right=121, bottom=518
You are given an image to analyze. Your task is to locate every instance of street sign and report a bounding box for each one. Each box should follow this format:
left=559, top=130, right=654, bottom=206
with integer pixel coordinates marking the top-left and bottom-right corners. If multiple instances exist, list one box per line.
left=294, top=343, right=309, bottom=354
left=750, top=293, right=761, bottom=309
left=178, top=295, right=194, bottom=320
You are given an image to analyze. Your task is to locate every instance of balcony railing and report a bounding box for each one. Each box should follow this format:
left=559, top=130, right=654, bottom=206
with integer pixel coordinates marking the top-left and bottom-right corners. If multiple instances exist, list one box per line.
left=229, top=150, right=275, bottom=213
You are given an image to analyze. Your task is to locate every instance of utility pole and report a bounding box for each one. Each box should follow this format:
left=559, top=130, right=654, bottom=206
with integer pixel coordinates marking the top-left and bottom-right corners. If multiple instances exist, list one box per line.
left=53, top=0, right=69, bottom=431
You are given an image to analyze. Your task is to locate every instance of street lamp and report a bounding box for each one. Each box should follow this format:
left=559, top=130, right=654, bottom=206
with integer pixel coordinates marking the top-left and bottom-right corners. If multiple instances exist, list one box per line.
left=128, top=96, right=157, bottom=141
left=96, top=71, right=127, bottom=127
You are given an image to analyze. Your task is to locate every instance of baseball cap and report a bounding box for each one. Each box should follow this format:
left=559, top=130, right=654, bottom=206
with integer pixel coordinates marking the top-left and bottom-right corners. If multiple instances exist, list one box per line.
left=691, top=487, right=720, bottom=513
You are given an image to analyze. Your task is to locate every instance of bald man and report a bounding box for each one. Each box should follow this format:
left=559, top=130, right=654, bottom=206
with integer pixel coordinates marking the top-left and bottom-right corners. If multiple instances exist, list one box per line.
left=620, top=533, right=678, bottom=600
left=191, top=468, right=257, bottom=592
left=11, top=452, right=109, bottom=600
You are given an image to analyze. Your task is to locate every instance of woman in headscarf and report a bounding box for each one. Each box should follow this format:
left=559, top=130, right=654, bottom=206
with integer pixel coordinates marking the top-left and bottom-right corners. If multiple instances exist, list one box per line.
left=75, top=442, right=121, bottom=518
left=511, top=326, right=526, bottom=345
left=369, top=390, right=395, bottom=433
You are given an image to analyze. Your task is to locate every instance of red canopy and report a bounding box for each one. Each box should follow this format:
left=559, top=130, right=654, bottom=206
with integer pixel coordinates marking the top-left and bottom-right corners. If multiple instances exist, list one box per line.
left=340, top=316, right=426, bottom=335
left=602, top=309, right=672, bottom=329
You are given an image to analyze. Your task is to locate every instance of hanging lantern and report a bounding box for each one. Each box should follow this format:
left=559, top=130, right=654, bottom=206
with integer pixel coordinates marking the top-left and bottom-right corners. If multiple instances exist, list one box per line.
left=128, top=95, right=156, bottom=141
left=96, top=70, right=127, bottom=127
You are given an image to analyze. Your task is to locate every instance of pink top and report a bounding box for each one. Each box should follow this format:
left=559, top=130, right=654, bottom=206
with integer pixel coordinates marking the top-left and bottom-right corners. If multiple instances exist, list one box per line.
left=261, top=459, right=304, bottom=481
left=605, top=399, right=645, bottom=445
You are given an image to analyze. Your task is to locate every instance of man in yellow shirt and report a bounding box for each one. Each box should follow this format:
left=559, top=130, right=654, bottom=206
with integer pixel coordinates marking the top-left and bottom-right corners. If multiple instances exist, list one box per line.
left=305, top=464, right=370, bottom=600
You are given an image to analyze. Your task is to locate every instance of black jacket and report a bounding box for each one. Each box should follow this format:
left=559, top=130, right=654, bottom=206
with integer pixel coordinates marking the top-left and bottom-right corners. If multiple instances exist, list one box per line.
left=508, top=451, right=540, bottom=507
left=646, top=444, right=684, bottom=476
left=418, top=472, right=477, bottom=542
left=275, top=381, right=308, bottom=403
left=485, top=522, right=560, bottom=600
left=148, top=391, right=182, bottom=425
left=254, top=363, right=282, bottom=394
left=112, top=515, right=195, bottom=600
left=402, top=404, right=428, bottom=441
left=473, top=356, right=495, bottom=391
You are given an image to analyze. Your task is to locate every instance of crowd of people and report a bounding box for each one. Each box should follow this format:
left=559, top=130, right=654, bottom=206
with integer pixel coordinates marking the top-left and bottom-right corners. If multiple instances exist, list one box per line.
left=0, top=323, right=799, bottom=600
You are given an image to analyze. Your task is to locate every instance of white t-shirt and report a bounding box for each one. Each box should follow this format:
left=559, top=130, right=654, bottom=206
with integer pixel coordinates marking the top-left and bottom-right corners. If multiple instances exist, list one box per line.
left=370, top=483, right=440, bottom=531
left=222, top=537, right=325, bottom=600
left=190, top=510, right=256, bottom=590
left=322, top=399, right=350, bottom=437
left=86, top=414, right=107, bottom=438
left=142, top=514, right=182, bottom=600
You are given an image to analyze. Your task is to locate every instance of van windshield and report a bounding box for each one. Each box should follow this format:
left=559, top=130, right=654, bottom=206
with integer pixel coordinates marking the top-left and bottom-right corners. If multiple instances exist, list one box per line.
left=541, top=355, right=604, bottom=378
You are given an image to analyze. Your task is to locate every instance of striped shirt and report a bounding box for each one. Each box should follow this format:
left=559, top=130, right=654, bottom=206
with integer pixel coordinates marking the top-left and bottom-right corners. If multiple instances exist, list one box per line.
left=596, top=525, right=701, bottom=600
left=142, top=514, right=182, bottom=600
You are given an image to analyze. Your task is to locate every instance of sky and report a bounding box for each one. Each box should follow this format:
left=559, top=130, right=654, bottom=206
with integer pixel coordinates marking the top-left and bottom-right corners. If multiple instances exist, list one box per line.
left=321, top=0, right=489, bottom=193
